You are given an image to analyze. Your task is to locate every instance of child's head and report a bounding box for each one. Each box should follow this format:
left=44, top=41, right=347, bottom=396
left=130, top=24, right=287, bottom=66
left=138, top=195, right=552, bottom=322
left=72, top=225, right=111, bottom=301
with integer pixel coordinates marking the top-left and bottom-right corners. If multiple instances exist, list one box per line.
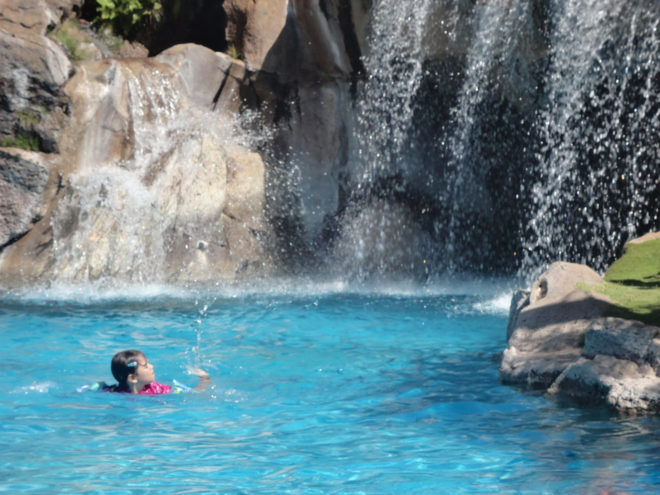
left=111, top=350, right=155, bottom=392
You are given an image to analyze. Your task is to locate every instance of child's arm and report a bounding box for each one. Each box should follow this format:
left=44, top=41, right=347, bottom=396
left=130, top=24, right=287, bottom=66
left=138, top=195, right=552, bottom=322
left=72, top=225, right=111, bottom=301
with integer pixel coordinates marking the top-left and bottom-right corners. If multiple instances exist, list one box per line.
left=187, top=367, right=211, bottom=392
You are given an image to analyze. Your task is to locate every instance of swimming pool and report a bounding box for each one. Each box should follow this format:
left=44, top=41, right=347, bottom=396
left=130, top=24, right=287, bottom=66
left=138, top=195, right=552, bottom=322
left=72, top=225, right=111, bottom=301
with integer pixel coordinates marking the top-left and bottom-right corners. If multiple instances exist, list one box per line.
left=1, top=284, right=659, bottom=493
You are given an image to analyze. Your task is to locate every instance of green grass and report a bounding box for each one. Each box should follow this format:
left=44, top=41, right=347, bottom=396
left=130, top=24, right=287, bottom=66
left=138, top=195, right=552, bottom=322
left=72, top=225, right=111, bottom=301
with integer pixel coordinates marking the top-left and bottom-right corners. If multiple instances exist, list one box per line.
left=17, top=110, right=39, bottom=127
left=226, top=43, right=242, bottom=60
left=1, top=133, right=40, bottom=151
left=50, top=19, right=96, bottom=62
left=582, top=238, right=660, bottom=326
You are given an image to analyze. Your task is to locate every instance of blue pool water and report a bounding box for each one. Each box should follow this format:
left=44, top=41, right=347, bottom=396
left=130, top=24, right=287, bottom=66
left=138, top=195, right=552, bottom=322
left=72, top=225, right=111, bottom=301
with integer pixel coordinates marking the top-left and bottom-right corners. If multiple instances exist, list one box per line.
left=1, top=284, right=659, bottom=493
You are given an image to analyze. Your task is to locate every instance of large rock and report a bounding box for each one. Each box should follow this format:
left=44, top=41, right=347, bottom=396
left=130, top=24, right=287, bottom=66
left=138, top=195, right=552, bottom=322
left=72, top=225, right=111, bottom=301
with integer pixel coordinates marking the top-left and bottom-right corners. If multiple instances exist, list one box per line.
left=0, top=0, right=82, bottom=150
left=0, top=148, right=50, bottom=247
left=156, top=43, right=246, bottom=113
left=224, top=0, right=290, bottom=73
left=0, top=45, right=274, bottom=286
left=502, top=259, right=660, bottom=413
left=231, top=0, right=370, bottom=254
left=501, top=262, right=611, bottom=387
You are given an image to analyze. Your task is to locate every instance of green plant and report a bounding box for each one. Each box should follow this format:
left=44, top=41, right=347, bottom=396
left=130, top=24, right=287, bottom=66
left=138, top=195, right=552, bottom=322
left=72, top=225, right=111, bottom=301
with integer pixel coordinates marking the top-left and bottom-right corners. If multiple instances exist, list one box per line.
left=94, top=0, right=162, bottom=38
left=50, top=19, right=96, bottom=62
left=17, top=110, right=39, bottom=127
left=226, top=43, right=242, bottom=60
left=1, top=134, right=40, bottom=151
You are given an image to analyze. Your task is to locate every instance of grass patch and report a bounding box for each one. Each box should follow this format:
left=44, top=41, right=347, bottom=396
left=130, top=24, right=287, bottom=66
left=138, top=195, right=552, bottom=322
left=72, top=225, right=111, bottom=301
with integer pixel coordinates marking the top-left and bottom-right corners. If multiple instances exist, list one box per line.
left=226, top=43, right=242, bottom=60
left=50, top=19, right=97, bottom=62
left=1, top=133, right=40, bottom=151
left=17, top=110, right=40, bottom=127
left=581, top=238, right=660, bottom=326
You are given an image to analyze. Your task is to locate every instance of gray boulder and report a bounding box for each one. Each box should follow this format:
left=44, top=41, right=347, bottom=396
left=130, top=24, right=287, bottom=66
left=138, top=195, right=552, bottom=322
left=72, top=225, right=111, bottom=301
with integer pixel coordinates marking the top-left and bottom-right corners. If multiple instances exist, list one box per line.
left=502, top=260, right=660, bottom=413
left=0, top=148, right=50, bottom=247
left=0, top=0, right=82, bottom=150
left=501, top=262, right=611, bottom=387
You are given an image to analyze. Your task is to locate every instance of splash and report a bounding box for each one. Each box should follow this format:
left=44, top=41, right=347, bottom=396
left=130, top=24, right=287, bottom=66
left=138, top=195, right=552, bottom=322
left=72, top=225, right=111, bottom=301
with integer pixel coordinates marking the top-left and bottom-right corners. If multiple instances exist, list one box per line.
left=48, top=58, right=272, bottom=287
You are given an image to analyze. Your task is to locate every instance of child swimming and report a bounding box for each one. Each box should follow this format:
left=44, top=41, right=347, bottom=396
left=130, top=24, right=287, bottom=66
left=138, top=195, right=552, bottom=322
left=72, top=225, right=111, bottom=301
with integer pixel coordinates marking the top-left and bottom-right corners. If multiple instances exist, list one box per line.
left=106, top=349, right=210, bottom=394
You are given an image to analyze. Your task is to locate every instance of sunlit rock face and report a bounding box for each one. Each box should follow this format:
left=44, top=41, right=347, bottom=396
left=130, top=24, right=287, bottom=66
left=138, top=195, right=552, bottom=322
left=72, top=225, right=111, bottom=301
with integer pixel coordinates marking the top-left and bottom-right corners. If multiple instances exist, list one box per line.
left=0, top=45, right=273, bottom=286
left=224, top=0, right=370, bottom=265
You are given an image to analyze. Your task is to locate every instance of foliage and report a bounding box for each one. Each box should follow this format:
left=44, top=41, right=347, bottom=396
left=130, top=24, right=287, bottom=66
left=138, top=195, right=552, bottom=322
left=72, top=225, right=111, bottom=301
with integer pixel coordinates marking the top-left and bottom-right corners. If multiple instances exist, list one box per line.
left=1, top=134, right=40, bottom=151
left=226, top=44, right=242, bottom=60
left=94, top=0, right=162, bottom=38
left=50, top=19, right=95, bottom=62
left=603, top=238, right=660, bottom=285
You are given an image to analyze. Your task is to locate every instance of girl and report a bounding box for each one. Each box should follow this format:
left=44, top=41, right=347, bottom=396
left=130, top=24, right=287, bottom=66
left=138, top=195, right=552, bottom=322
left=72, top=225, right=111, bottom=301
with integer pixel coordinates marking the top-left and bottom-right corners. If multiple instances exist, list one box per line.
left=106, top=349, right=210, bottom=394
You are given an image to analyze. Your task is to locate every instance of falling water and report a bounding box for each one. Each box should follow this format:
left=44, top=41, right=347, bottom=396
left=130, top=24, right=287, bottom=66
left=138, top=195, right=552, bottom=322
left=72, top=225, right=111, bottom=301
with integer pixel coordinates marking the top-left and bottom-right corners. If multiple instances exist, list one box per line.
left=521, top=0, right=660, bottom=277
left=443, top=0, right=540, bottom=271
left=49, top=62, right=261, bottom=285
left=51, top=67, right=185, bottom=284
left=341, top=0, right=659, bottom=279
left=351, top=0, right=433, bottom=184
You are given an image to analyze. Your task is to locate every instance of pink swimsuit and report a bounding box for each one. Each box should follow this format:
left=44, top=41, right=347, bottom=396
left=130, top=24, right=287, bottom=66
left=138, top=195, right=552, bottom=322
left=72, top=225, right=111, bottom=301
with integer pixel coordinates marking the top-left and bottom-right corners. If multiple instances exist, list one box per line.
left=139, top=382, right=172, bottom=395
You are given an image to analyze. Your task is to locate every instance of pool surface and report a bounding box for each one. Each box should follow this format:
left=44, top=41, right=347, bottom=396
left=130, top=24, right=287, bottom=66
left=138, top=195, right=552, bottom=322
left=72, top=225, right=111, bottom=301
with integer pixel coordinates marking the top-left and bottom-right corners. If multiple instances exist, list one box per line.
left=1, top=286, right=659, bottom=493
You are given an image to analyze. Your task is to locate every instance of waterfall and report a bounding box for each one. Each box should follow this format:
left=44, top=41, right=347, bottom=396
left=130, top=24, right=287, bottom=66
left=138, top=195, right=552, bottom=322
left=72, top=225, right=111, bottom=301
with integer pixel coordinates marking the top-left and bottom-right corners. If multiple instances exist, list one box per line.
left=350, top=0, right=433, bottom=184
left=49, top=57, right=269, bottom=286
left=443, top=0, right=540, bottom=271
left=521, top=0, right=660, bottom=277
left=338, top=0, right=659, bottom=280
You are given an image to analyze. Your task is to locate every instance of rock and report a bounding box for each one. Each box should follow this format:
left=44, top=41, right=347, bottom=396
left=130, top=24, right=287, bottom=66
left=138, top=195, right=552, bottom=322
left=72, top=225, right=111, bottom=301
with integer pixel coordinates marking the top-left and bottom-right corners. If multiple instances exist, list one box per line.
left=291, top=0, right=353, bottom=76
left=549, top=355, right=660, bottom=412
left=547, top=317, right=660, bottom=412
left=503, top=260, right=660, bottom=413
left=156, top=43, right=246, bottom=113
left=0, top=148, right=50, bottom=247
left=582, top=318, right=660, bottom=369
left=0, top=0, right=81, bottom=150
left=501, top=262, right=612, bottom=387
left=0, top=0, right=83, bottom=36
left=628, top=231, right=660, bottom=244
left=0, top=45, right=274, bottom=286
left=224, top=0, right=290, bottom=73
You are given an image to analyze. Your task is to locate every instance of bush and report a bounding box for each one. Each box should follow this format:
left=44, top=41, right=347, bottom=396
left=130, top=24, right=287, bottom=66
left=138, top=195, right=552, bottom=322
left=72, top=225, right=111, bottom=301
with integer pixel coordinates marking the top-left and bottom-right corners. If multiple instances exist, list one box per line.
left=94, top=0, right=162, bottom=38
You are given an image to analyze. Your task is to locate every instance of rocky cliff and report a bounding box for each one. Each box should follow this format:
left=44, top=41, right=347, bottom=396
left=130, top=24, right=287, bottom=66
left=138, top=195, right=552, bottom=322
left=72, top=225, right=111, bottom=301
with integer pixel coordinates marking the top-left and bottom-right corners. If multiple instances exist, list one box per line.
left=0, top=0, right=372, bottom=286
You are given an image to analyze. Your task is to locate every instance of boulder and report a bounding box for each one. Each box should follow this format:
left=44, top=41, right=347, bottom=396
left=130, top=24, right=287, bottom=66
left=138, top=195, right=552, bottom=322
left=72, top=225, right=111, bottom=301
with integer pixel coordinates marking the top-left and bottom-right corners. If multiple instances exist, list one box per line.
left=156, top=43, right=246, bottom=113
left=0, top=148, right=50, bottom=247
left=549, top=354, right=660, bottom=412
left=224, top=0, right=290, bottom=73
left=0, top=0, right=82, bottom=150
left=501, top=262, right=612, bottom=387
left=0, top=45, right=274, bottom=286
left=503, top=259, right=660, bottom=413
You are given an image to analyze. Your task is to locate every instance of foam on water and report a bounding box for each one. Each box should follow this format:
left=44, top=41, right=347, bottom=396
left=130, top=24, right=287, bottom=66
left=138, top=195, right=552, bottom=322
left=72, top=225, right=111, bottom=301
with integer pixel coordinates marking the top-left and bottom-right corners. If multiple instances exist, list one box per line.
left=2, top=274, right=518, bottom=309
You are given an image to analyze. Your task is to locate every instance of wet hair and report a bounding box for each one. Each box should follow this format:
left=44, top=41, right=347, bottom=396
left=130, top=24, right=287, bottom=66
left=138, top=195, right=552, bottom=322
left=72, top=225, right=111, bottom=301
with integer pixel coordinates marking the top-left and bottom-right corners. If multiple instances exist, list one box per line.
left=111, top=350, right=144, bottom=392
